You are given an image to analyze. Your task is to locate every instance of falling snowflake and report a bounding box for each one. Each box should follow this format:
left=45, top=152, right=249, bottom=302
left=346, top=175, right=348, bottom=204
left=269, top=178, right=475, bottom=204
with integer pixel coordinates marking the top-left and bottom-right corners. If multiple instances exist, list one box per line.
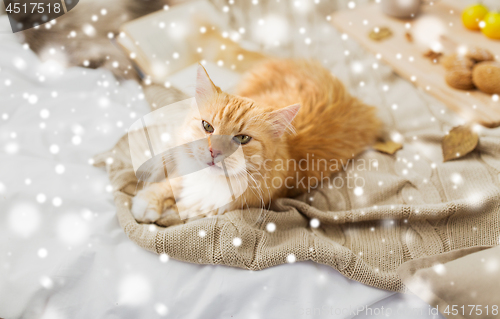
left=57, top=214, right=89, bottom=245
left=36, top=193, right=46, bottom=203
left=13, top=57, right=27, bottom=70
left=72, top=136, right=82, bottom=145
left=4, top=142, right=19, bottom=154
left=467, top=193, right=484, bottom=207
left=351, top=61, right=363, bottom=74
left=52, top=197, right=63, bottom=207
left=40, top=276, right=53, bottom=289
left=266, top=222, right=276, bottom=232
left=354, top=187, right=363, bottom=196
left=37, top=248, right=48, bottom=258
left=232, top=237, right=242, bottom=247
left=55, top=164, right=65, bottom=174
left=8, top=202, right=41, bottom=237
left=155, top=303, right=169, bottom=316
left=118, top=274, right=151, bottom=306
left=159, top=253, right=169, bottom=263
left=450, top=173, right=463, bottom=185
left=310, top=218, right=320, bottom=228
left=433, top=263, right=446, bottom=275
left=82, top=24, right=96, bottom=37
left=49, top=144, right=60, bottom=154
left=252, top=14, right=289, bottom=46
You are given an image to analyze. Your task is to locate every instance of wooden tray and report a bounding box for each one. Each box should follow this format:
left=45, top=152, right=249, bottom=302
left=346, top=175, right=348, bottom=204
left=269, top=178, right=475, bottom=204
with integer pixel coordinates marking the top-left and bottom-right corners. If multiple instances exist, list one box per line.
left=331, top=0, right=500, bottom=127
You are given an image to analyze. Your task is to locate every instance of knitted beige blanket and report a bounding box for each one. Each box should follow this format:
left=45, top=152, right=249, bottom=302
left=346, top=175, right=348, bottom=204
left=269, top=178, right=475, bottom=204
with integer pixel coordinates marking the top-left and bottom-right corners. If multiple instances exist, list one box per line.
left=94, top=84, right=500, bottom=293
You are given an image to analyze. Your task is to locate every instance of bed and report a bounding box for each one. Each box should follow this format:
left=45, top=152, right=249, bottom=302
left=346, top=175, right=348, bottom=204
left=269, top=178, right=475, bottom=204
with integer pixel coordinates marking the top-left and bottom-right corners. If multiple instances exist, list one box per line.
left=0, top=8, right=452, bottom=318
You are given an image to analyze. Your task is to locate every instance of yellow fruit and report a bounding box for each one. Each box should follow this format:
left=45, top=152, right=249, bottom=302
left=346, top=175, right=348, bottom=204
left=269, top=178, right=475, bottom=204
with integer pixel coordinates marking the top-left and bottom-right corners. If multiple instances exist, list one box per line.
left=462, top=4, right=489, bottom=31
left=481, top=12, right=500, bottom=39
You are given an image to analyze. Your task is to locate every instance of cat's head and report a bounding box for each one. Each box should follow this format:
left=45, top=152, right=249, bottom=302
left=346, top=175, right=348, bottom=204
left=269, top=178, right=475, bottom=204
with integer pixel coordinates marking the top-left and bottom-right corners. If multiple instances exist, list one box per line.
left=179, top=64, right=300, bottom=178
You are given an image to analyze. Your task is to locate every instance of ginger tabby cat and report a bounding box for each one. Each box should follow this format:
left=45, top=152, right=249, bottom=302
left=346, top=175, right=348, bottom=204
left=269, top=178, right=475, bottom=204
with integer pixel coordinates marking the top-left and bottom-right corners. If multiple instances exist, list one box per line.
left=132, top=59, right=381, bottom=222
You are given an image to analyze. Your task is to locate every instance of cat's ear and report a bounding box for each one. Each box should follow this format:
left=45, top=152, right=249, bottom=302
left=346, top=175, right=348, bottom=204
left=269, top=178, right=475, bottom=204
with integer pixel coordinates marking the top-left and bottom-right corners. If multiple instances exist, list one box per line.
left=195, top=63, right=220, bottom=106
left=269, top=104, right=301, bottom=138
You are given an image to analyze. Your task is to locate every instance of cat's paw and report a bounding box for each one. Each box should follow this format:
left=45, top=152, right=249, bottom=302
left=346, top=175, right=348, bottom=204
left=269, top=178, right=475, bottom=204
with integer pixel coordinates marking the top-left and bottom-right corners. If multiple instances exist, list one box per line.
left=131, top=184, right=175, bottom=223
left=131, top=196, right=162, bottom=223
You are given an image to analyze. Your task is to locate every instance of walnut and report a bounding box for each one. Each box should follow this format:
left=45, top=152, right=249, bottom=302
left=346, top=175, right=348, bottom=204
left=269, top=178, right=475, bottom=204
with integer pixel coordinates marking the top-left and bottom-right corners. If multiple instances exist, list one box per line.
left=472, top=61, right=500, bottom=94
left=445, top=66, right=475, bottom=90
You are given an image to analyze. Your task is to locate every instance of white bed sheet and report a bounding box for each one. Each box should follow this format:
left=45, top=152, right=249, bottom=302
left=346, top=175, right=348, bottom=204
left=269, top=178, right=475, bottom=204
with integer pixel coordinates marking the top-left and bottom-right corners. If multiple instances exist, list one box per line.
left=0, top=16, right=443, bottom=319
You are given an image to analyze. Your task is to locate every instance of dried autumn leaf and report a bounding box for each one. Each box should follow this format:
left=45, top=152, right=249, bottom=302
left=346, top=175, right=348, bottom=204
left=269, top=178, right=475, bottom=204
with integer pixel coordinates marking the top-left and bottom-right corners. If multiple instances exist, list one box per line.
left=442, top=125, right=478, bottom=162
left=368, top=27, right=393, bottom=41
left=405, top=32, right=413, bottom=42
left=373, top=140, right=403, bottom=154
left=423, top=49, right=443, bottom=63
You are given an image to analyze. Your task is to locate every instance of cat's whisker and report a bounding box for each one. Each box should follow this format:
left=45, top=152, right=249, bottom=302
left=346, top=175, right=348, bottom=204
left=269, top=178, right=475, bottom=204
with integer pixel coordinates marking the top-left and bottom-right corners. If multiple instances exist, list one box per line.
left=240, top=167, right=268, bottom=225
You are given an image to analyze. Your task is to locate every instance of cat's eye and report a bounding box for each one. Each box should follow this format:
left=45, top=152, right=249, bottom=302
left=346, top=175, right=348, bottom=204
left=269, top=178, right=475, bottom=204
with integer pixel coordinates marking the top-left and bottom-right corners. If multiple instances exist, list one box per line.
left=233, top=135, right=252, bottom=145
left=202, top=120, right=214, bottom=133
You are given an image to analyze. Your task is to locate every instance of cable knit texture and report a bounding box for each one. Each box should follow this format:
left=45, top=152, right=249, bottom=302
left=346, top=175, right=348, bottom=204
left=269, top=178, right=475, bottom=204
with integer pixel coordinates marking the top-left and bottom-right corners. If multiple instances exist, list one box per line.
left=95, top=78, right=500, bottom=293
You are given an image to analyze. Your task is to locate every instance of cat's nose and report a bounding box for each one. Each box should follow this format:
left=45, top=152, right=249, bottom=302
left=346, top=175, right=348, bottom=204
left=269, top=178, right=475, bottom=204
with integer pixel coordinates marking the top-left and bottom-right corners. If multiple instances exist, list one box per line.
left=210, top=147, right=222, bottom=159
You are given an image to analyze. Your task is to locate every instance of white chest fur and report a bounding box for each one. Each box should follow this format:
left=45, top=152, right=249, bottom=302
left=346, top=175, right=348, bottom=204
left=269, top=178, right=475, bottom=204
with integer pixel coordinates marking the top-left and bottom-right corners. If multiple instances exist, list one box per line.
left=176, top=170, right=235, bottom=217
